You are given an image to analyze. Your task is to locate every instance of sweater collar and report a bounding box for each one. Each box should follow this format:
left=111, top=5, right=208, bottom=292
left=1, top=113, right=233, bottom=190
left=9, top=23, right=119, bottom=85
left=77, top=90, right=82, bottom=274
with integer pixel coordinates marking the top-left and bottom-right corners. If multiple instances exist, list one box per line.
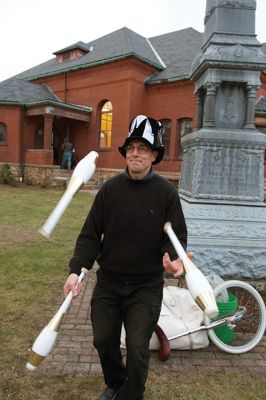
left=124, top=168, right=155, bottom=183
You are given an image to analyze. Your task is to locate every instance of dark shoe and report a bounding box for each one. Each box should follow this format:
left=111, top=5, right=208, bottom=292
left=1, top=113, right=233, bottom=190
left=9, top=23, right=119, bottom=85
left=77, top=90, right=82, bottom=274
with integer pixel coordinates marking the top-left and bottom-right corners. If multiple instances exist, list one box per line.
left=98, top=386, right=117, bottom=400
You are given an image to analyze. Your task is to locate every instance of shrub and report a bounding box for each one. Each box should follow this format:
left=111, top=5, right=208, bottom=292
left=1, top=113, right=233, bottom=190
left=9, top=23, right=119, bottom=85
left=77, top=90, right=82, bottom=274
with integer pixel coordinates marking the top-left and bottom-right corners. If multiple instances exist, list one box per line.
left=0, top=163, right=16, bottom=185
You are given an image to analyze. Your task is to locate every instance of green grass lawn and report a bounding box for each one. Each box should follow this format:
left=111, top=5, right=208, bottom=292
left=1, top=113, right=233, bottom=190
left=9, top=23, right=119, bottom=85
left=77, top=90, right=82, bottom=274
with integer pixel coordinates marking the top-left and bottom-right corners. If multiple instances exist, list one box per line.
left=0, top=184, right=266, bottom=400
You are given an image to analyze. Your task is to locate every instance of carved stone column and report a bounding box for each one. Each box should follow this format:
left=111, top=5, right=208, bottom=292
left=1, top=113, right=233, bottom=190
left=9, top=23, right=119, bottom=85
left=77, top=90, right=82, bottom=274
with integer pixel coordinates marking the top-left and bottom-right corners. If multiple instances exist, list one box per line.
left=203, top=83, right=217, bottom=128
left=195, top=90, right=204, bottom=130
left=244, top=84, right=257, bottom=130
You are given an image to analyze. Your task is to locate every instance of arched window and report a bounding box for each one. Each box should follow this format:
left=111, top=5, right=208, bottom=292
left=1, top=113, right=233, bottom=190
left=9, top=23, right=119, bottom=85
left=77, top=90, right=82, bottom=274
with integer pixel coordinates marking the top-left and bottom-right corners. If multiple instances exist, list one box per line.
left=160, top=119, right=171, bottom=158
left=176, top=118, right=192, bottom=158
left=0, top=123, right=7, bottom=143
left=34, top=127, right=44, bottom=149
left=99, top=101, right=112, bottom=148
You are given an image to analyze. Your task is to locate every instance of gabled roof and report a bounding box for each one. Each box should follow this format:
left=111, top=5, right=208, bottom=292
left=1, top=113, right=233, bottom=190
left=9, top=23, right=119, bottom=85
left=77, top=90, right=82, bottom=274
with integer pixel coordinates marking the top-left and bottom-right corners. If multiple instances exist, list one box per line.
left=2, top=26, right=266, bottom=87
left=53, top=41, right=90, bottom=55
left=147, top=28, right=203, bottom=83
left=0, top=78, right=91, bottom=114
left=14, top=27, right=165, bottom=82
left=0, top=78, right=60, bottom=103
left=10, top=27, right=205, bottom=84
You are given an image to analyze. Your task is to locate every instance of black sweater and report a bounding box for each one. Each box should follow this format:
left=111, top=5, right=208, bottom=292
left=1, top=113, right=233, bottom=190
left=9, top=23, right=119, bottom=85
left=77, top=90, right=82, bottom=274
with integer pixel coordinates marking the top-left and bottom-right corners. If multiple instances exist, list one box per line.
left=69, top=171, right=187, bottom=282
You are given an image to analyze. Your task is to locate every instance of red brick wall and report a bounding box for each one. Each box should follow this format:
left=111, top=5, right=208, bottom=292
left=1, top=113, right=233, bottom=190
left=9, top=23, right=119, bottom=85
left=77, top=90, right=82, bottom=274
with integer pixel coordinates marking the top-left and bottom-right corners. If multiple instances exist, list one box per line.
left=0, top=105, right=45, bottom=165
left=34, top=58, right=160, bottom=170
left=24, top=149, right=53, bottom=165
left=143, top=80, right=196, bottom=174
left=0, top=106, right=22, bottom=163
left=33, top=58, right=195, bottom=174
left=1, top=61, right=265, bottom=177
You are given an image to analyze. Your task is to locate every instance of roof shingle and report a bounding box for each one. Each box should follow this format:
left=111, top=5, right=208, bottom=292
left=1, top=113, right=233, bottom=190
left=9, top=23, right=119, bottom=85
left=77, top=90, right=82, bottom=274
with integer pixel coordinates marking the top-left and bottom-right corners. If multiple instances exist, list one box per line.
left=0, top=78, right=60, bottom=103
left=10, top=26, right=203, bottom=83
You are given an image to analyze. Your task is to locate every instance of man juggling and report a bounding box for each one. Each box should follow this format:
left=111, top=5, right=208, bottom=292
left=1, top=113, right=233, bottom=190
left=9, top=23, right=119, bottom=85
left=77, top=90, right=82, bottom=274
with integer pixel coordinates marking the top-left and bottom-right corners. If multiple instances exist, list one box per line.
left=63, top=115, right=188, bottom=400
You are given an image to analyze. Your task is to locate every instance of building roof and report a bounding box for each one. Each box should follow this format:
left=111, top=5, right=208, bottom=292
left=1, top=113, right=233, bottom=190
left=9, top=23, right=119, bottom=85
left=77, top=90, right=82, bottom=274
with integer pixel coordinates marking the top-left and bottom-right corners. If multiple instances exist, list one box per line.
left=53, top=41, right=90, bottom=55
left=2, top=25, right=265, bottom=105
left=11, top=26, right=203, bottom=83
left=0, top=78, right=60, bottom=103
left=12, top=27, right=162, bottom=81
left=0, top=77, right=91, bottom=113
left=148, top=28, right=203, bottom=83
left=255, top=95, right=266, bottom=113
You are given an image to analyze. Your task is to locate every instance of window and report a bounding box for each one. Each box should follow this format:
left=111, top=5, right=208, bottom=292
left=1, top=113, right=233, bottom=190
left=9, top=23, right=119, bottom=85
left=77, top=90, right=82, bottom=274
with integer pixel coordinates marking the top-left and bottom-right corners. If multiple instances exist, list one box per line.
left=34, top=127, right=44, bottom=149
left=99, top=101, right=112, bottom=148
left=160, top=119, right=171, bottom=158
left=176, top=118, right=192, bottom=158
left=62, top=52, right=71, bottom=61
left=0, top=123, right=7, bottom=143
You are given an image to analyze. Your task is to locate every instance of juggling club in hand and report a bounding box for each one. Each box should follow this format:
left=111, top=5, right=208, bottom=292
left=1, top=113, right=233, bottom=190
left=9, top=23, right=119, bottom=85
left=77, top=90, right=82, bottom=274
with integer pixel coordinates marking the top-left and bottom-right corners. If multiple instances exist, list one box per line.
left=164, top=222, right=219, bottom=319
left=26, top=268, right=88, bottom=371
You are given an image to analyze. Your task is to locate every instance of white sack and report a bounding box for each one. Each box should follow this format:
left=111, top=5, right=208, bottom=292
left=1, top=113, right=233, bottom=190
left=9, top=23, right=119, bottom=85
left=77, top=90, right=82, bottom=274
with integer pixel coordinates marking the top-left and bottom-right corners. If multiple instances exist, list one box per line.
left=121, top=286, right=209, bottom=350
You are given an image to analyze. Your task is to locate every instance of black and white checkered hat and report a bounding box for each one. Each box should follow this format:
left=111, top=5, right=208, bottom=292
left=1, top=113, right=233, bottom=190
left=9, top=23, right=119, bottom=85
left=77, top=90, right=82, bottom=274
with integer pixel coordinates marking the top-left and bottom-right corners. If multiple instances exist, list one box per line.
left=118, top=115, right=164, bottom=164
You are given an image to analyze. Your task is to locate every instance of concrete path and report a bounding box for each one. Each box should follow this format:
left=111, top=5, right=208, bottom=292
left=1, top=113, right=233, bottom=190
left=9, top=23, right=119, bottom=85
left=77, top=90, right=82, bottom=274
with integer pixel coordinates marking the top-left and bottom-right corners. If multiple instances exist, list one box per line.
left=39, top=269, right=266, bottom=376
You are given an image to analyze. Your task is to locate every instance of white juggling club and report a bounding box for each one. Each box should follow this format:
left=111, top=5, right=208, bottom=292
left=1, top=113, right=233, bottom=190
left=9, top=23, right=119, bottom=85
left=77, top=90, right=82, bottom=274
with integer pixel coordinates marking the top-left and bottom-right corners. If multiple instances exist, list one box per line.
left=39, top=151, right=98, bottom=238
left=164, top=222, right=219, bottom=319
left=26, top=268, right=88, bottom=371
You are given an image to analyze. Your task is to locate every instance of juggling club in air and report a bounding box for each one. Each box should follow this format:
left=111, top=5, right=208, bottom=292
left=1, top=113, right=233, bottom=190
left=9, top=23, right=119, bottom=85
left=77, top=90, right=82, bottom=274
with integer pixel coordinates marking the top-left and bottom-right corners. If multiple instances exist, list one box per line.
left=164, top=222, right=219, bottom=319
left=39, top=151, right=98, bottom=238
left=26, top=268, right=88, bottom=371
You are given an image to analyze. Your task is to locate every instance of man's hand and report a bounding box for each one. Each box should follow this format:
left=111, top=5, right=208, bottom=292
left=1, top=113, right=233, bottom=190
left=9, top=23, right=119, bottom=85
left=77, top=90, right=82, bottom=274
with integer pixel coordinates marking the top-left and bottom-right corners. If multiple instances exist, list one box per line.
left=63, top=273, right=81, bottom=298
left=163, top=252, right=193, bottom=278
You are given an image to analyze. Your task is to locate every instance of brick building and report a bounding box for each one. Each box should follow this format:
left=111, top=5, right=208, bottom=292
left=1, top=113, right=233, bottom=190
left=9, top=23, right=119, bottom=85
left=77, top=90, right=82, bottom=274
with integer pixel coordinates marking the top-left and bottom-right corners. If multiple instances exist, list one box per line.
left=0, top=27, right=266, bottom=181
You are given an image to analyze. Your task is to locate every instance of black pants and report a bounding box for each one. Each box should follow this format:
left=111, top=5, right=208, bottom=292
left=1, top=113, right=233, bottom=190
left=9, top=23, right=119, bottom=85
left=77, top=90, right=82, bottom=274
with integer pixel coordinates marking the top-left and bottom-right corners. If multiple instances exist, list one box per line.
left=91, top=272, right=163, bottom=400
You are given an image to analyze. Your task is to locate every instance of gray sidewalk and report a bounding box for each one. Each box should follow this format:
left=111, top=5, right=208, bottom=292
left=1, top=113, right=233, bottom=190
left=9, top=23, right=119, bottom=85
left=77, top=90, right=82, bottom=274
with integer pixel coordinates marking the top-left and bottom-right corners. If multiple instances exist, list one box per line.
left=39, top=269, right=266, bottom=376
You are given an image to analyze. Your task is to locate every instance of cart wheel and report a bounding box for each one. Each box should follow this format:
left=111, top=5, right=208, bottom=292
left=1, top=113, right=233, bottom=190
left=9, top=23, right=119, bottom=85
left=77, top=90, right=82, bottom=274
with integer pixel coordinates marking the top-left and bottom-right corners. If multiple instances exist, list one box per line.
left=205, top=280, right=266, bottom=354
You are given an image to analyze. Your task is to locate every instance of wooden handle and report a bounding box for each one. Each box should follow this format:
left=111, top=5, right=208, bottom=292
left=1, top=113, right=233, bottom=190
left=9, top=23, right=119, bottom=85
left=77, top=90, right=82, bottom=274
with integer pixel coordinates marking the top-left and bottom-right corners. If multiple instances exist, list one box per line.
left=154, top=325, right=171, bottom=362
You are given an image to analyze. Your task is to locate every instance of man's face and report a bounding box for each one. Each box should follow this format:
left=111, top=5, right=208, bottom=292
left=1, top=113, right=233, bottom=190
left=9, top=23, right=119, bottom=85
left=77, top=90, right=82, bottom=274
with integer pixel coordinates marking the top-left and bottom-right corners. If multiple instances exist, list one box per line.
left=125, top=139, right=157, bottom=178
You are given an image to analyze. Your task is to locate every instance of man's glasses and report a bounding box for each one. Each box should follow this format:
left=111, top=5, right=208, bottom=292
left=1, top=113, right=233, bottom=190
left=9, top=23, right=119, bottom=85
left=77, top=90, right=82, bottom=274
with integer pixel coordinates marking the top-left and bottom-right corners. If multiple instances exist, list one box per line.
left=125, top=144, right=151, bottom=154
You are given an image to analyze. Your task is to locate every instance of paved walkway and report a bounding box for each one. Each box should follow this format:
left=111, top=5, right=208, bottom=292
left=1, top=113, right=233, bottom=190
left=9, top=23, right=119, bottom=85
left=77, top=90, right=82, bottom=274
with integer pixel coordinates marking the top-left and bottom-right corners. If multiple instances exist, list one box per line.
left=39, top=269, right=266, bottom=376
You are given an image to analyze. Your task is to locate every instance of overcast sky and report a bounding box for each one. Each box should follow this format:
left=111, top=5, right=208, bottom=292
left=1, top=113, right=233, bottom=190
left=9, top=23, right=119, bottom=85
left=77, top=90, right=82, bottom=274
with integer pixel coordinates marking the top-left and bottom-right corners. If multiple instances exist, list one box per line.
left=1, top=0, right=266, bottom=82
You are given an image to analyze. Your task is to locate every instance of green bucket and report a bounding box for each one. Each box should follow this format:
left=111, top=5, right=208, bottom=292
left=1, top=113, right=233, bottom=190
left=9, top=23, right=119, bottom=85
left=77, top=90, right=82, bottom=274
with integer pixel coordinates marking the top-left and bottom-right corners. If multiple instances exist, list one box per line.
left=214, top=294, right=238, bottom=343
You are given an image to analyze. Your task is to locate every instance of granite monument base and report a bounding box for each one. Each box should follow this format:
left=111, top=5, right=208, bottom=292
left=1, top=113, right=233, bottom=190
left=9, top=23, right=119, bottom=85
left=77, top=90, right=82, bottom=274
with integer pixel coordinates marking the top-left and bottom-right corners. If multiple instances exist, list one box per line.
left=180, top=196, right=266, bottom=279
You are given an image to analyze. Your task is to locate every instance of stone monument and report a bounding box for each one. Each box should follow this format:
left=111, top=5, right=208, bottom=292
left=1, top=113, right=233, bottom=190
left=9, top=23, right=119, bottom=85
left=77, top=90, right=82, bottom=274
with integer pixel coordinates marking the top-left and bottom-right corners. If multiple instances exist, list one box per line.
left=179, top=0, right=266, bottom=279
